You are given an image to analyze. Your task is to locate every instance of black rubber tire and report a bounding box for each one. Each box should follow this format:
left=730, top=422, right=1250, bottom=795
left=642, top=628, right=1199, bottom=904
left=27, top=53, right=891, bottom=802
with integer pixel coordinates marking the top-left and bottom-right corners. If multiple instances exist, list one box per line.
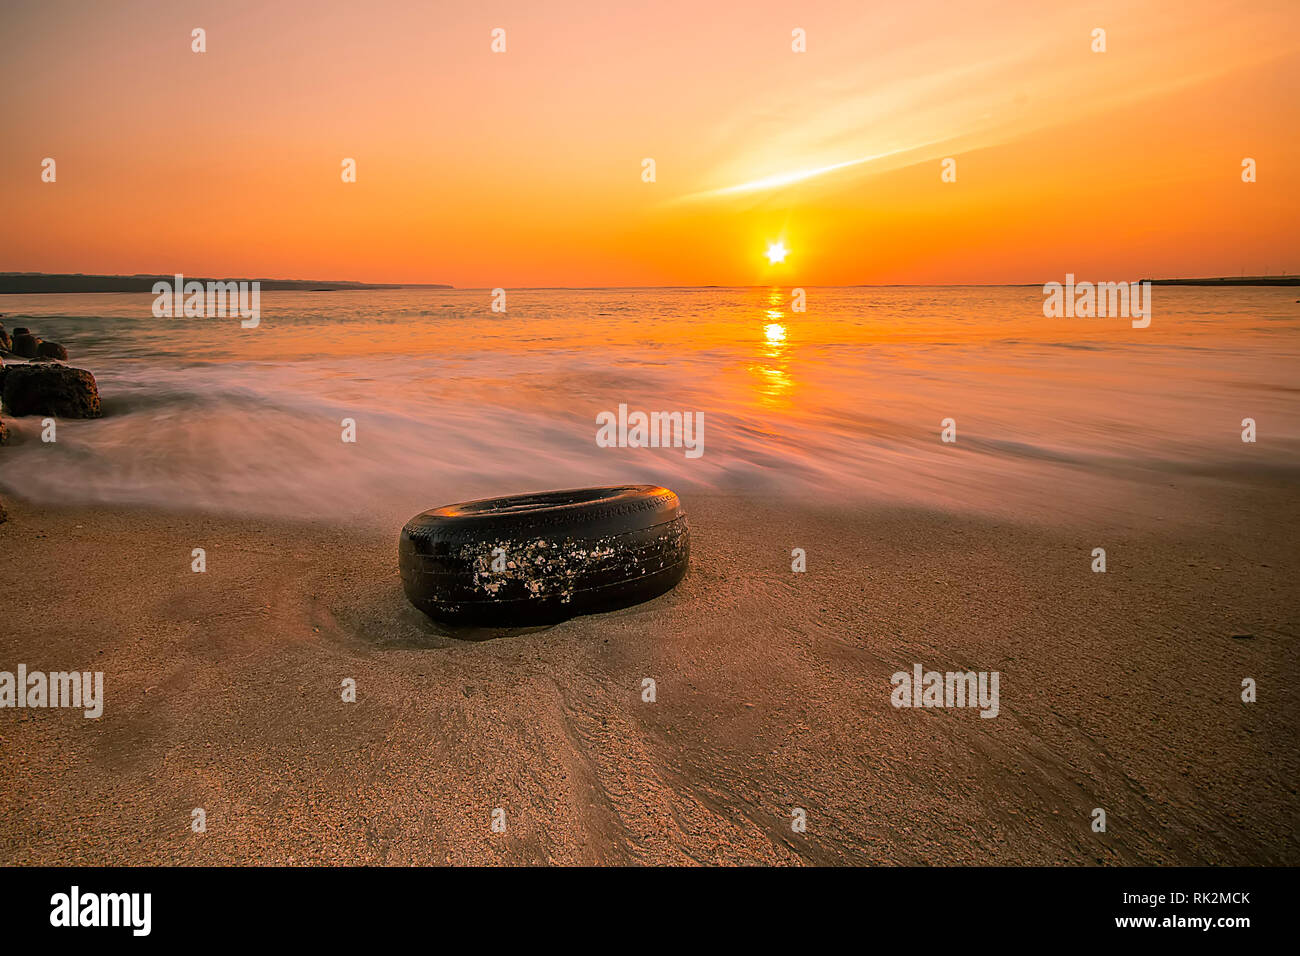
left=399, top=485, right=689, bottom=626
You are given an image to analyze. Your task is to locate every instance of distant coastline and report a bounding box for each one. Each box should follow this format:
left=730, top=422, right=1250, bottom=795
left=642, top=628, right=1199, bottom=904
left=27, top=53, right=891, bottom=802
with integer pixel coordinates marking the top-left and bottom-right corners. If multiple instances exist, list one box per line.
left=1141, top=275, right=1300, bottom=286
left=0, top=273, right=454, bottom=294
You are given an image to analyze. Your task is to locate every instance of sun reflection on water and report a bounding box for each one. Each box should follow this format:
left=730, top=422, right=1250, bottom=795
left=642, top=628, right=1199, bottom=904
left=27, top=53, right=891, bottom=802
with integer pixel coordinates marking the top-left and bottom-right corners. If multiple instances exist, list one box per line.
left=752, top=299, right=794, bottom=407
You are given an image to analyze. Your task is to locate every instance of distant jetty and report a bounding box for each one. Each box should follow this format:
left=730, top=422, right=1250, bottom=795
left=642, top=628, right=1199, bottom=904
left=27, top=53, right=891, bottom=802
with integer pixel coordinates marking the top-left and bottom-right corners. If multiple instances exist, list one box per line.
left=0, top=273, right=453, bottom=294
left=1143, top=275, right=1299, bottom=287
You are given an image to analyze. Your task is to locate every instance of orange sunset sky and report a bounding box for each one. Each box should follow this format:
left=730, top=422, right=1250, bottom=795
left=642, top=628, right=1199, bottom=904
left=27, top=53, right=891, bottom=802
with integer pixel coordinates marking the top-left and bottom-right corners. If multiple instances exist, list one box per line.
left=1, top=0, right=1297, bottom=287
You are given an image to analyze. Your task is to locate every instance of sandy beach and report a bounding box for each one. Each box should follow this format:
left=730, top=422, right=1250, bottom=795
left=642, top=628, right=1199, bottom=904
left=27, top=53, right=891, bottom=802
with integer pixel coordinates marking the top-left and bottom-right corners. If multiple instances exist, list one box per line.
left=2, top=477, right=1295, bottom=866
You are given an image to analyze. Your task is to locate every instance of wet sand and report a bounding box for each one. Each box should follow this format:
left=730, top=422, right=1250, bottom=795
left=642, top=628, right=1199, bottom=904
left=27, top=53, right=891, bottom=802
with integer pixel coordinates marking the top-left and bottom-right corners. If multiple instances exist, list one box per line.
left=0, top=484, right=1296, bottom=865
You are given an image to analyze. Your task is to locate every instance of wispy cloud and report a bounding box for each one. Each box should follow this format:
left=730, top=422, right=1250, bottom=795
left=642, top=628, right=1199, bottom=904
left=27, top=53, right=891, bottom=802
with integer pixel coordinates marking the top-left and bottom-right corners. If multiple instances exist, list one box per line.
left=678, top=139, right=949, bottom=201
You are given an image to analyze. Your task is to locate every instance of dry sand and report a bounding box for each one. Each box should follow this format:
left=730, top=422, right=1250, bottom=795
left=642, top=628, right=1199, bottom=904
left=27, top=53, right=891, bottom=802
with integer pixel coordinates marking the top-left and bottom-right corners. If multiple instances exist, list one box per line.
left=0, top=483, right=1296, bottom=865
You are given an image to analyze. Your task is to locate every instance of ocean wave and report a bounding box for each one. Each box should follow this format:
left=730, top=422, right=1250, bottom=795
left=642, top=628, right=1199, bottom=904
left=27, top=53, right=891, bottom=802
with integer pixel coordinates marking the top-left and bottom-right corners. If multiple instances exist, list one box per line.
left=3, top=286, right=1298, bottom=525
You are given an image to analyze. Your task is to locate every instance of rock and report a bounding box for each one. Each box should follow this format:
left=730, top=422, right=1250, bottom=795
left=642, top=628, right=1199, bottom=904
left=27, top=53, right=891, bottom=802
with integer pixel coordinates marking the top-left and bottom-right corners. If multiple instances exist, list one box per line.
left=36, top=341, right=68, bottom=360
left=12, top=327, right=30, bottom=336
left=0, top=418, right=8, bottom=445
left=0, top=326, right=10, bottom=352
left=11, top=333, right=40, bottom=359
left=0, top=497, right=7, bottom=524
left=0, top=363, right=102, bottom=418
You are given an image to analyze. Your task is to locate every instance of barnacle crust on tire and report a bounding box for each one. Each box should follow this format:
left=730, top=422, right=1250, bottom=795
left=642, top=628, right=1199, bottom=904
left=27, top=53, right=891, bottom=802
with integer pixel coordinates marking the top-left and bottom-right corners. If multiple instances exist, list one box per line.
left=399, top=486, right=689, bottom=626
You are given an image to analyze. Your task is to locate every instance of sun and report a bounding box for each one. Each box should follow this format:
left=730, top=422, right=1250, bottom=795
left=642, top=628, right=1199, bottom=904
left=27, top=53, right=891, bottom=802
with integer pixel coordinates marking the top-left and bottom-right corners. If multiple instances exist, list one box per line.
left=765, top=241, right=788, bottom=265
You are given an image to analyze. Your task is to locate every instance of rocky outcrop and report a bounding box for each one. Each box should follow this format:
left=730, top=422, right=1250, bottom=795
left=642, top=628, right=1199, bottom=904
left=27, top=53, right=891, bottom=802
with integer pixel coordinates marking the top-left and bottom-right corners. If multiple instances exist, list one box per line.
left=0, top=363, right=102, bottom=418
left=11, top=333, right=40, bottom=359
left=2, top=325, right=72, bottom=360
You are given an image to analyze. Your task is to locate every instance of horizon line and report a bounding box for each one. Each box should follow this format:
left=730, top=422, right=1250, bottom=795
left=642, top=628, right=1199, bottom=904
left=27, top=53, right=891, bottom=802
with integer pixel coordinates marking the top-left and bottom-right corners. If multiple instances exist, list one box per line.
left=2, top=271, right=1298, bottom=293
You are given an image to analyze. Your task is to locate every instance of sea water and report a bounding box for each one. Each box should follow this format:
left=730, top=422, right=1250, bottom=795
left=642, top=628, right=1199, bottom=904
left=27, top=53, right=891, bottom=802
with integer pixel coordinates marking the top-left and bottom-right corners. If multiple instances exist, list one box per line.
left=1, top=286, right=1296, bottom=528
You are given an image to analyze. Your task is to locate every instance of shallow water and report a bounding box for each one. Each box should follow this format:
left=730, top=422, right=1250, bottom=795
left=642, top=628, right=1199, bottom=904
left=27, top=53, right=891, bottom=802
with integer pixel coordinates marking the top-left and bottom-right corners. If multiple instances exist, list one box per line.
left=1, top=286, right=1297, bottom=527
